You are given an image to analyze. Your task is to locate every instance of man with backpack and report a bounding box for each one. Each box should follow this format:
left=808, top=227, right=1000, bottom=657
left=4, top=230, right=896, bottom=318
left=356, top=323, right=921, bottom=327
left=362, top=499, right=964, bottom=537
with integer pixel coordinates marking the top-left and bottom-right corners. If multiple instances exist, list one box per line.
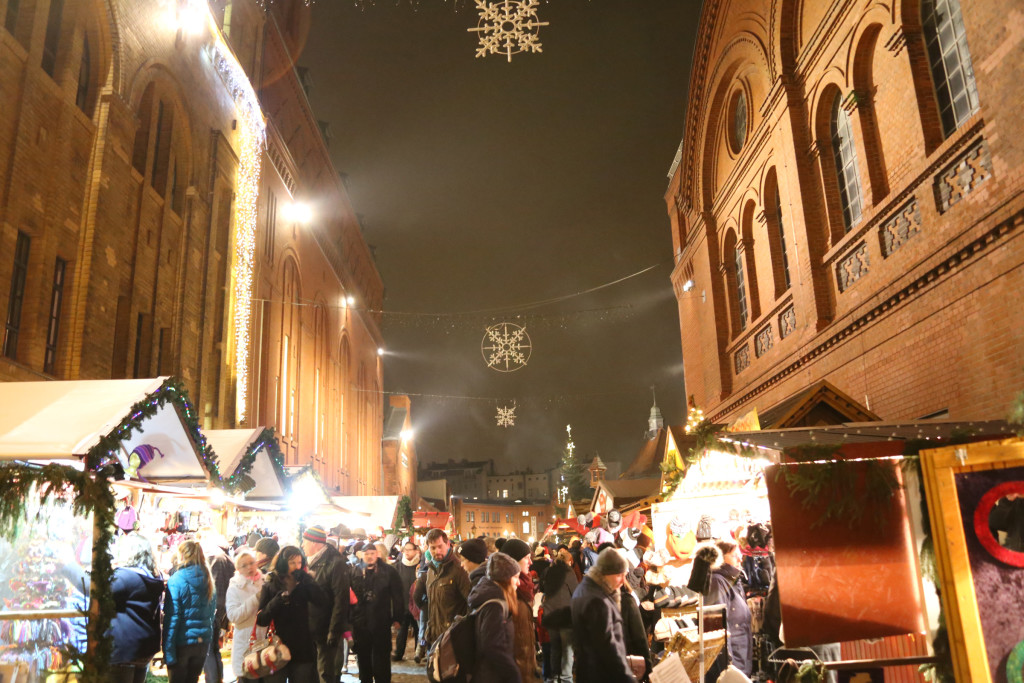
left=350, top=544, right=405, bottom=683
left=422, top=529, right=471, bottom=654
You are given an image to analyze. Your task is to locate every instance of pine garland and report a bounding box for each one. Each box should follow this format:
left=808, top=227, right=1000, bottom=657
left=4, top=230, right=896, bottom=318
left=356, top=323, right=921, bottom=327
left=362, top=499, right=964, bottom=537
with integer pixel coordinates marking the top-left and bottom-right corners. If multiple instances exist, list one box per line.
left=221, top=427, right=290, bottom=496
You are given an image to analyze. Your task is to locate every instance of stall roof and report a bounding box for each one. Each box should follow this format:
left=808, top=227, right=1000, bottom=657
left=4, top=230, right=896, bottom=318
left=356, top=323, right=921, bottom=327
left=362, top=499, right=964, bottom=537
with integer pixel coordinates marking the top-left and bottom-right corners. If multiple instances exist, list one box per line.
left=332, top=495, right=400, bottom=531
left=722, top=419, right=1012, bottom=451
left=0, top=377, right=210, bottom=483
left=205, top=428, right=289, bottom=500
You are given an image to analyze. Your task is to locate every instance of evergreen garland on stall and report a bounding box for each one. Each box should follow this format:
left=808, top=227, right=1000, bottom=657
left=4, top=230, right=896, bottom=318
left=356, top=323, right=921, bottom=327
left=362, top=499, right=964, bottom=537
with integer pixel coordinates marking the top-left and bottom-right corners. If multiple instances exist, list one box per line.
left=221, top=427, right=290, bottom=496
left=0, top=376, right=223, bottom=681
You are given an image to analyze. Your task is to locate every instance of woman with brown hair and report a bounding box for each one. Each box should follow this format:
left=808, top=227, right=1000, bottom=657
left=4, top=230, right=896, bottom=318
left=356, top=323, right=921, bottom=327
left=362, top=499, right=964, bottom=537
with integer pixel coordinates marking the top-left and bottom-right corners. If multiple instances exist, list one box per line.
left=256, top=545, right=326, bottom=683
left=162, top=540, right=217, bottom=683
left=466, top=552, right=522, bottom=683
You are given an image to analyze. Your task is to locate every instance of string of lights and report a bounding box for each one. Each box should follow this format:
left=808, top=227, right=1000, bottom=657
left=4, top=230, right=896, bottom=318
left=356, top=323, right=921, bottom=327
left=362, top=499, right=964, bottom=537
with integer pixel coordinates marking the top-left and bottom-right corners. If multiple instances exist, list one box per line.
left=199, top=1, right=267, bottom=424
left=347, top=384, right=661, bottom=403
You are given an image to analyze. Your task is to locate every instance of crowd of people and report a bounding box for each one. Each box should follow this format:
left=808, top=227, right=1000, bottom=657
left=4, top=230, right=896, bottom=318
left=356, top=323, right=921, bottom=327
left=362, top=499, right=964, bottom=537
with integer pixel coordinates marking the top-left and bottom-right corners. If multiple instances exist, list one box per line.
left=108, top=524, right=764, bottom=683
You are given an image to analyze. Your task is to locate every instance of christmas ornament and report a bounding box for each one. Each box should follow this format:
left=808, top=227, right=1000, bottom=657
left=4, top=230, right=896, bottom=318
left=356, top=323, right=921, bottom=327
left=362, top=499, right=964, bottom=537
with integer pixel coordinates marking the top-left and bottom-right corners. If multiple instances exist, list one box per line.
left=481, top=322, right=531, bottom=372
left=468, top=0, right=548, bottom=62
left=496, top=404, right=516, bottom=427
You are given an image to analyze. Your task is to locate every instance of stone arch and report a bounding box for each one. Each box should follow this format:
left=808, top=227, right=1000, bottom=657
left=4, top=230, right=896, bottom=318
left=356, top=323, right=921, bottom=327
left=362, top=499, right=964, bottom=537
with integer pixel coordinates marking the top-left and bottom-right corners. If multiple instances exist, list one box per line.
left=897, top=0, right=949, bottom=153
left=60, top=0, right=118, bottom=118
left=770, top=0, right=801, bottom=77
left=126, top=63, right=197, bottom=189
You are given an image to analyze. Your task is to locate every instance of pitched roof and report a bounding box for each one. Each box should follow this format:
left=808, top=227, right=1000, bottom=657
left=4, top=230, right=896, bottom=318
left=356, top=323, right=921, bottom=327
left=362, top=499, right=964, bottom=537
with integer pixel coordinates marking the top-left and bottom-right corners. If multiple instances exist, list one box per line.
left=755, top=379, right=880, bottom=429
left=620, top=425, right=695, bottom=480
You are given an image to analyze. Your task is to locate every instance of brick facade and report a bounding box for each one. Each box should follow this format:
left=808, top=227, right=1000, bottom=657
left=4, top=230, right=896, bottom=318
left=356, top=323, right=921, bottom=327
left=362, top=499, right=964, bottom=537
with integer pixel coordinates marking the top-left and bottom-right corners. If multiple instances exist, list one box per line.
left=0, top=0, right=384, bottom=493
left=666, top=0, right=1024, bottom=424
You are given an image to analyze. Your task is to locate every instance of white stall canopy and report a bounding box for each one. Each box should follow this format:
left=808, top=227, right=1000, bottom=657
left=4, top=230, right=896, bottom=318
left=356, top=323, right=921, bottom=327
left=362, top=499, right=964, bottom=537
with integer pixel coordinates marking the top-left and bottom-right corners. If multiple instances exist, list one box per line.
left=0, top=377, right=211, bottom=484
left=206, top=427, right=289, bottom=500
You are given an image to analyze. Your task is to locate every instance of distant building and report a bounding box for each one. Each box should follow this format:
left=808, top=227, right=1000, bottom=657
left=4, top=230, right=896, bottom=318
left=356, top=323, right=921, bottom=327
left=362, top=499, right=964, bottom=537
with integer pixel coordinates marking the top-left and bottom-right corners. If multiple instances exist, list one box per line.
left=419, top=459, right=493, bottom=500
left=487, top=469, right=555, bottom=500
left=450, top=496, right=555, bottom=541
left=381, top=395, right=416, bottom=499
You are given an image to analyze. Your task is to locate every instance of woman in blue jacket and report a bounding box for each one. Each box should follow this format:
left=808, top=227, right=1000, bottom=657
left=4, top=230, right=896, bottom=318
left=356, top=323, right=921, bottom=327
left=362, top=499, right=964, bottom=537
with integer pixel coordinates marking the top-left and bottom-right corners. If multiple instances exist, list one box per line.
left=163, top=540, right=217, bottom=683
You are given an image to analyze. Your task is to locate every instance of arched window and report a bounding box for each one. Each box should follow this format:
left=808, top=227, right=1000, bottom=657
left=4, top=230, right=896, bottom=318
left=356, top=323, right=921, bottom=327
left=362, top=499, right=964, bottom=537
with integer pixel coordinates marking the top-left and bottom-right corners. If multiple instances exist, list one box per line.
left=339, top=337, right=350, bottom=489
left=922, top=0, right=979, bottom=136
left=74, top=34, right=90, bottom=112
left=279, top=260, right=301, bottom=453
left=764, top=170, right=792, bottom=298
left=830, top=94, right=863, bottom=231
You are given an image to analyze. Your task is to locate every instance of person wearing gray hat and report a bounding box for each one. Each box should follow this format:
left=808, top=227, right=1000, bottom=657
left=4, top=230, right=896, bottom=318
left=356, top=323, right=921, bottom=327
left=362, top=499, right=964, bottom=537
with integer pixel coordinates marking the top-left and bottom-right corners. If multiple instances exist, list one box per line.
left=462, top=554, right=521, bottom=683
left=570, top=548, right=634, bottom=683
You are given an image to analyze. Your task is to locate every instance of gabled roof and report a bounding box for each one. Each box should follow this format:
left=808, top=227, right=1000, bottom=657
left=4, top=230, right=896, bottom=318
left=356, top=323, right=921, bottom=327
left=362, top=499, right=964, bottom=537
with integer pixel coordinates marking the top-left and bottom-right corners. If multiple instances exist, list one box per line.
left=756, top=380, right=880, bottom=429
left=620, top=425, right=694, bottom=480
left=591, top=477, right=662, bottom=510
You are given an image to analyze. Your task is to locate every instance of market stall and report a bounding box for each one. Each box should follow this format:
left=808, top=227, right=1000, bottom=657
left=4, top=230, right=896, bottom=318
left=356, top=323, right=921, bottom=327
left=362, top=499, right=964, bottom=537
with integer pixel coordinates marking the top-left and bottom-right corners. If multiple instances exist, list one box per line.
left=0, top=377, right=219, bottom=682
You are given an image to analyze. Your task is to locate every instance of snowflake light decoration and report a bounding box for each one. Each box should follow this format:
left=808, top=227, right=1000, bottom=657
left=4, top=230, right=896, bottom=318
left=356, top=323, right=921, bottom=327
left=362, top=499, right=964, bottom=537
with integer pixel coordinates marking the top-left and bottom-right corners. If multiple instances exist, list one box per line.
left=468, top=0, right=549, bottom=62
left=496, top=404, right=517, bottom=428
left=481, top=322, right=532, bottom=372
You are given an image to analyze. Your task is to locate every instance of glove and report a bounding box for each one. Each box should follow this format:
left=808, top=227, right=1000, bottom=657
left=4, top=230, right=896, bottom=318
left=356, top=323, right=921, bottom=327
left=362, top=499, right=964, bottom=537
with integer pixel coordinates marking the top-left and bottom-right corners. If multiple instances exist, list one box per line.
left=343, top=631, right=353, bottom=644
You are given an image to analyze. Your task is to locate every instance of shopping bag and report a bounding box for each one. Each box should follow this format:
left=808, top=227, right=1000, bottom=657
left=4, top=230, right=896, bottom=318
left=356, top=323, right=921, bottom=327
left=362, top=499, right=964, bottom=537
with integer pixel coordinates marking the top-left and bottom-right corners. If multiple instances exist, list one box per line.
left=241, top=618, right=291, bottom=677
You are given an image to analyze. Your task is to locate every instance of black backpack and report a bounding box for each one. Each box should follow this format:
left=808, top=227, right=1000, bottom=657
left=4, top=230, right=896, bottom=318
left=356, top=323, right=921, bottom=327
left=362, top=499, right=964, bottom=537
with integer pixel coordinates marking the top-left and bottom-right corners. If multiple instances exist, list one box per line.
left=425, top=598, right=506, bottom=683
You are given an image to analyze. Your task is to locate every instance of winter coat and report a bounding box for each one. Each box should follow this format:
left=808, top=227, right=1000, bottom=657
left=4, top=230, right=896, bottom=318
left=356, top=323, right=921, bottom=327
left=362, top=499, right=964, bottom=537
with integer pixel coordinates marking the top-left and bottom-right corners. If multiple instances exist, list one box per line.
left=423, top=548, right=471, bottom=645
left=571, top=574, right=633, bottom=683
left=162, top=564, right=217, bottom=666
left=620, top=586, right=651, bottom=679
left=467, top=562, right=487, bottom=590
left=206, top=546, right=235, bottom=631
left=467, top=578, right=521, bottom=683
left=307, top=543, right=351, bottom=641
left=512, top=571, right=540, bottom=683
left=707, top=563, right=752, bottom=675
left=396, top=553, right=420, bottom=612
left=350, top=560, right=405, bottom=633
left=226, top=571, right=265, bottom=678
left=539, top=560, right=577, bottom=626
left=110, top=567, right=164, bottom=665
left=256, top=569, right=326, bottom=663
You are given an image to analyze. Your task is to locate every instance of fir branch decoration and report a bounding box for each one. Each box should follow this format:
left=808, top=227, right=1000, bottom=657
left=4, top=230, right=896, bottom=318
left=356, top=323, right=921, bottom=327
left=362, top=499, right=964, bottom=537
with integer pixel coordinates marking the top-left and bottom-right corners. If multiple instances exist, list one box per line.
left=395, top=495, right=414, bottom=530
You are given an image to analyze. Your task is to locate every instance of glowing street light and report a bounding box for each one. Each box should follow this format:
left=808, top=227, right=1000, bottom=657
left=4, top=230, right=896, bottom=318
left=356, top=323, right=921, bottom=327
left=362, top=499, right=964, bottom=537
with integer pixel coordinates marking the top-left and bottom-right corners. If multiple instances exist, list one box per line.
left=283, top=201, right=313, bottom=225
left=175, top=1, right=206, bottom=36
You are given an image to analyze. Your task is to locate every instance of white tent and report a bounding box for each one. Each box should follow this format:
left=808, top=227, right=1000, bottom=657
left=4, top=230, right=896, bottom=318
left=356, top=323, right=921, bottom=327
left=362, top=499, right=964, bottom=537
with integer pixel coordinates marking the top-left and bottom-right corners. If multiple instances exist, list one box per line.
left=205, top=427, right=289, bottom=500
left=0, top=377, right=211, bottom=483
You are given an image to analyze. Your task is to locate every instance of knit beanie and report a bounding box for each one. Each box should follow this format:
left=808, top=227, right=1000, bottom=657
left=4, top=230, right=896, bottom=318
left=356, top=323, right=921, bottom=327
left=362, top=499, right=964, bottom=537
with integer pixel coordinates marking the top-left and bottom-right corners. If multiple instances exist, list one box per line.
left=502, top=538, right=531, bottom=562
left=593, top=547, right=628, bottom=576
left=255, top=537, right=280, bottom=559
left=458, top=538, right=488, bottom=565
left=302, top=525, right=327, bottom=544
left=487, top=552, right=521, bottom=583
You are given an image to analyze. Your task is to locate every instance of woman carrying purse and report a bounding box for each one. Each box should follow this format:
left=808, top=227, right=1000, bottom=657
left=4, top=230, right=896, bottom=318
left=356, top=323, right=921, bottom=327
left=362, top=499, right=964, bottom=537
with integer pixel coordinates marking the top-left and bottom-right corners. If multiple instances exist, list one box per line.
left=226, top=550, right=265, bottom=682
left=256, top=546, right=326, bottom=683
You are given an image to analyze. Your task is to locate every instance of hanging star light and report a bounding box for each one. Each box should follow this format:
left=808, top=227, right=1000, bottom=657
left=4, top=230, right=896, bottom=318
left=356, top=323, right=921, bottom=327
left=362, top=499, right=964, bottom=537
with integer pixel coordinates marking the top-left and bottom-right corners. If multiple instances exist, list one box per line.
left=468, top=0, right=549, bottom=62
left=496, top=404, right=517, bottom=427
left=481, top=321, right=532, bottom=372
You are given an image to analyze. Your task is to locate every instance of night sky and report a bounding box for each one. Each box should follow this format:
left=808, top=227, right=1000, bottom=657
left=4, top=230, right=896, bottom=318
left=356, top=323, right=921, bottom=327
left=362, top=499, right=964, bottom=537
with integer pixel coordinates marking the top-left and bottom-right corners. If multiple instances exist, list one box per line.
left=299, top=1, right=700, bottom=474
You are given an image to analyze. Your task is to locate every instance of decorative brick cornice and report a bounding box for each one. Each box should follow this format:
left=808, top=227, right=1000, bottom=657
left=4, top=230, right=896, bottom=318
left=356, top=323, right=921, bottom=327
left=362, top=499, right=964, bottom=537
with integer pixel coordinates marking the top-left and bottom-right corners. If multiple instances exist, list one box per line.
left=708, top=205, right=1024, bottom=422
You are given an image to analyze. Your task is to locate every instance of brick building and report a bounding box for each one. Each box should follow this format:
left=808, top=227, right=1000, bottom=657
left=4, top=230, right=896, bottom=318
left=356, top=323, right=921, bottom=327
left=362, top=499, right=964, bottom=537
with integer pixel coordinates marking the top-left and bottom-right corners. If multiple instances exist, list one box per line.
left=381, top=394, right=417, bottom=499
left=450, top=496, right=554, bottom=541
left=419, top=459, right=493, bottom=500
left=666, top=0, right=1024, bottom=424
left=0, top=0, right=384, bottom=493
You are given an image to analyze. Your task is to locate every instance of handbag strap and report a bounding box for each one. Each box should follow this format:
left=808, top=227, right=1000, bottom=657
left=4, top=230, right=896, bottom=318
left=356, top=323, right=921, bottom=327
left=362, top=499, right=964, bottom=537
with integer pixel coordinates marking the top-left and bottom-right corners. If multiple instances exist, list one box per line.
left=250, top=614, right=274, bottom=647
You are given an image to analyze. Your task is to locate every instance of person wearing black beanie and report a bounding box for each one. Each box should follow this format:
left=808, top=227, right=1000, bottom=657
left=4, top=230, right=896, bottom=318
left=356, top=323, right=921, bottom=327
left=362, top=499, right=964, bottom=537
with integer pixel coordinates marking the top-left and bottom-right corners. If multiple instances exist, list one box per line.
left=571, top=548, right=633, bottom=683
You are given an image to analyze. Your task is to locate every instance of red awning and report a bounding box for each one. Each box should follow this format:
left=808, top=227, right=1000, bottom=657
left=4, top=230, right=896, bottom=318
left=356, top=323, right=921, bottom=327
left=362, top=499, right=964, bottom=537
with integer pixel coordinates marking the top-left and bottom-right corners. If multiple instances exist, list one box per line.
left=412, top=511, right=452, bottom=530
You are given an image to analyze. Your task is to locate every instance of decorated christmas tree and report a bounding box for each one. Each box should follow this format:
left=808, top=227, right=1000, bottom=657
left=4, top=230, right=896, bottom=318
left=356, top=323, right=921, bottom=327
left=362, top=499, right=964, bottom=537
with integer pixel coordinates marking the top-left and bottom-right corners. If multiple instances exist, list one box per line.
left=557, top=425, right=590, bottom=503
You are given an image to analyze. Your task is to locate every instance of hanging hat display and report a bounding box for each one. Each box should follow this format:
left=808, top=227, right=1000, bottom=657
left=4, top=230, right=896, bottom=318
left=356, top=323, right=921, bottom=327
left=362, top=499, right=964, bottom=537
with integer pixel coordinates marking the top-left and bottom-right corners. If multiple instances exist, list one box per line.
left=604, top=509, right=623, bottom=533
left=621, top=527, right=641, bottom=551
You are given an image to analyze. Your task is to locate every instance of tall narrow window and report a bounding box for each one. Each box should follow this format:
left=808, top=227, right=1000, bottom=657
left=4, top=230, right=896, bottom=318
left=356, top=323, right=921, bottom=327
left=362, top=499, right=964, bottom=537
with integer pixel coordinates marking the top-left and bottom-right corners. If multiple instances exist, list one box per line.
left=41, top=0, right=66, bottom=77
left=150, top=101, right=173, bottom=193
left=922, top=0, right=979, bottom=136
left=43, top=258, right=66, bottom=374
left=4, top=232, right=31, bottom=359
left=734, top=246, right=748, bottom=331
left=75, top=34, right=91, bottom=113
left=314, top=368, right=321, bottom=459
left=4, top=0, right=20, bottom=35
left=265, top=191, right=277, bottom=262
left=775, top=187, right=791, bottom=291
left=281, top=335, right=290, bottom=438
left=830, top=94, right=863, bottom=231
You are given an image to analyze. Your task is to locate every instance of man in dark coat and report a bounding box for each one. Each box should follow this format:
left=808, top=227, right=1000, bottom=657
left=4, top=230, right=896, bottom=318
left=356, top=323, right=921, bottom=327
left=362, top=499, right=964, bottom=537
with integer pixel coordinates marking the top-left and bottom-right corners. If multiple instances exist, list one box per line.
left=571, top=548, right=634, bottom=683
left=422, top=529, right=471, bottom=650
left=303, top=525, right=352, bottom=683
left=620, top=584, right=651, bottom=681
left=707, top=539, right=752, bottom=677
left=350, top=544, right=405, bottom=683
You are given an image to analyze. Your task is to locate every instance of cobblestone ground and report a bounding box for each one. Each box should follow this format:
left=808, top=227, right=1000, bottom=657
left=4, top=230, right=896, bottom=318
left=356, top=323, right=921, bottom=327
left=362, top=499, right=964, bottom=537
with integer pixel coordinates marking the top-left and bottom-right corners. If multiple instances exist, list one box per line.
left=340, top=656, right=428, bottom=683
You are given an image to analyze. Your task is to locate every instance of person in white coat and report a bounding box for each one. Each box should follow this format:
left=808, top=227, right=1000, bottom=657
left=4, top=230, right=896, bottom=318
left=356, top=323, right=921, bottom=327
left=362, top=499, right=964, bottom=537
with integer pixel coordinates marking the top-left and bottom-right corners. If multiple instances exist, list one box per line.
left=226, top=550, right=266, bottom=681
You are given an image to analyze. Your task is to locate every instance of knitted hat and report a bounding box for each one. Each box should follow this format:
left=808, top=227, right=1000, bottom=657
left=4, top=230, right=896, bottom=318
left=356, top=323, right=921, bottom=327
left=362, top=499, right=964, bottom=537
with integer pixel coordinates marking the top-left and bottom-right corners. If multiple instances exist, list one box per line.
left=502, top=538, right=531, bottom=562
left=593, top=547, right=628, bottom=576
left=458, top=538, right=488, bottom=565
left=350, top=540, right=365, bottom=553
left=254, top=537, right=280, bottom=559
left=487, top=552, right=521, bottom=583
left=494, top=537, right=507, bottom=551
left=303, top=525, right=327, bottom=544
